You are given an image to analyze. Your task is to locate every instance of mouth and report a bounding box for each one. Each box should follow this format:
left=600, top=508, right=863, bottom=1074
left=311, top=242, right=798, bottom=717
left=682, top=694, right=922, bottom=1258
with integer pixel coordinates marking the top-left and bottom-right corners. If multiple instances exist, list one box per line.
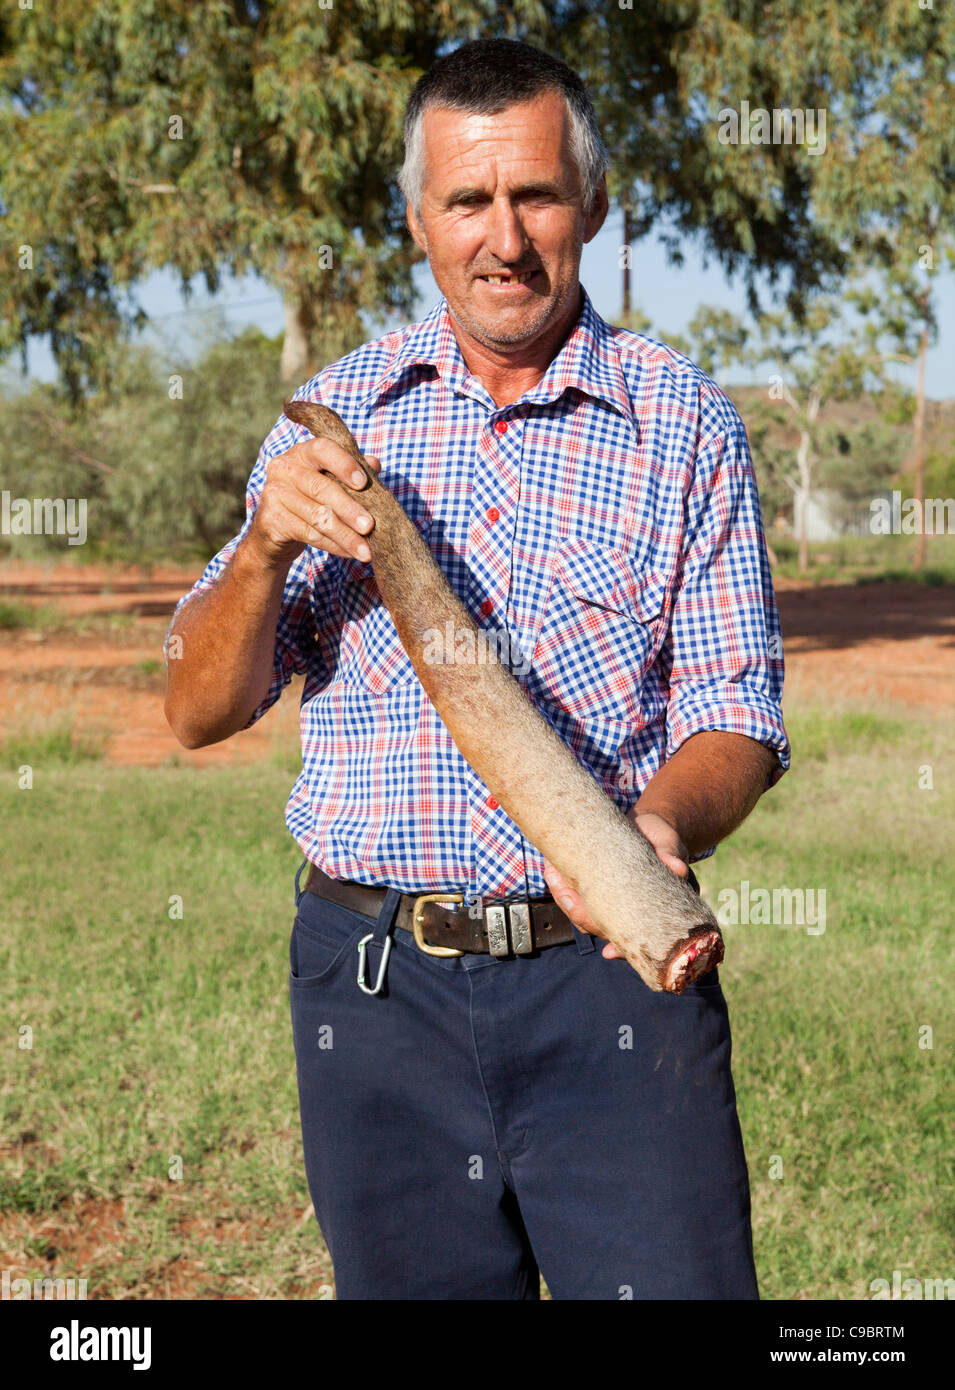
left=476, top=269, right=539, bottom=288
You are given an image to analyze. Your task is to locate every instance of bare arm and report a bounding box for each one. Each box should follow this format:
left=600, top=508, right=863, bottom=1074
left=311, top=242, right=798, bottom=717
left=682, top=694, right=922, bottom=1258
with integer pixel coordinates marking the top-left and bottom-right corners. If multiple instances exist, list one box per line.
left=164, top=432, right=381, bottom=749
left=542, top=729, right=779, bottom=958
left=164, top=534, right=297, bottom=748
left=630, top=728, right=779, bottom=861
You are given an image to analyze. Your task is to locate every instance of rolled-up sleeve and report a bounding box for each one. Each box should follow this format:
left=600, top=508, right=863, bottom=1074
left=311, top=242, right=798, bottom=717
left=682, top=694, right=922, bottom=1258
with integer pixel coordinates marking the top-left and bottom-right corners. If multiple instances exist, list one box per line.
left=662, top=414, right=791, bottom=787
left=163, top=412, right=318, bottom=729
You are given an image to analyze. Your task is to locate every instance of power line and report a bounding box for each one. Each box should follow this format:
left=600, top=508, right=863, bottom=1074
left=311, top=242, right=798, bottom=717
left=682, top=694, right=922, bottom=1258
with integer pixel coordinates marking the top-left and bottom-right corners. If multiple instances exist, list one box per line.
left=144, top=294, right=283, bottom=323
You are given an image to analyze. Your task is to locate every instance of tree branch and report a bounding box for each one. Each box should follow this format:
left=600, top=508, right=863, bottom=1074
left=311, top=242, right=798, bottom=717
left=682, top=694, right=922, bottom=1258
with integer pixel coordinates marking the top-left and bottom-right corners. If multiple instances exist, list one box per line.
left=31, top=409, right=117, bottom=476
left=107, top=166, right=178, bottom=194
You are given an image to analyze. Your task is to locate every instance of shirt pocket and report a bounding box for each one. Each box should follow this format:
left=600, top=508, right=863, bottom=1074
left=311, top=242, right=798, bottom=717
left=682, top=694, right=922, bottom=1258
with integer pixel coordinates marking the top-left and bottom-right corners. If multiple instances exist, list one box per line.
left=531, top=539, right=669, bottom=724
left=334, top=520, right=433, bottom=691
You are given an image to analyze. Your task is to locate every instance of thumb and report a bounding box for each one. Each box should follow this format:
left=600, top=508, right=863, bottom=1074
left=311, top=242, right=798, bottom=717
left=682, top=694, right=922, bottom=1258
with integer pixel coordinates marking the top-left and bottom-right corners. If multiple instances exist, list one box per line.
left=658, top=849, right=690, bottom=878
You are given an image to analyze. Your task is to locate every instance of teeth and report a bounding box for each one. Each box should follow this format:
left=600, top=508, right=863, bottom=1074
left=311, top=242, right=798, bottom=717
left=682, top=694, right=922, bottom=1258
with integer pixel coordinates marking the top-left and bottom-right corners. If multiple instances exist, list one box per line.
left=483, top=271, right=535, bottom=285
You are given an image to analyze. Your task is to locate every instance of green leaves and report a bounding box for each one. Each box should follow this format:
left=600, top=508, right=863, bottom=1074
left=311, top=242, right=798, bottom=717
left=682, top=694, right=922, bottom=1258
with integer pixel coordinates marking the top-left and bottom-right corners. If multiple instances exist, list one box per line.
left=2, top=2, right=950, bottom=405
left=0, top=326, right=300, bottom=558
left=1, top=0, right=545, bottom=396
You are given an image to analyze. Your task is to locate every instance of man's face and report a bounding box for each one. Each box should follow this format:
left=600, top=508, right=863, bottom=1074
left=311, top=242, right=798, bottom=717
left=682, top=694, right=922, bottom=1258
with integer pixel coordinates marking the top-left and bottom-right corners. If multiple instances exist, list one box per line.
left=406, top=90, right=608, bottom=355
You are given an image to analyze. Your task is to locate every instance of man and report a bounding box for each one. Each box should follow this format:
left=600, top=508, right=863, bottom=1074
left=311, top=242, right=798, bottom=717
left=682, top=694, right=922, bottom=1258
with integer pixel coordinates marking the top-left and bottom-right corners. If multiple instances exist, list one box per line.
left=164, top=38, right=790, bottom=1300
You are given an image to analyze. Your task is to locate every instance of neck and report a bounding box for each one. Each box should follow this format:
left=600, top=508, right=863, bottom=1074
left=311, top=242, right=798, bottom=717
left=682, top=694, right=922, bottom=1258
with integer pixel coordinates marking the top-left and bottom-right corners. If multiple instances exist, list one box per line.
left=449, top=285, right=584, bottom=409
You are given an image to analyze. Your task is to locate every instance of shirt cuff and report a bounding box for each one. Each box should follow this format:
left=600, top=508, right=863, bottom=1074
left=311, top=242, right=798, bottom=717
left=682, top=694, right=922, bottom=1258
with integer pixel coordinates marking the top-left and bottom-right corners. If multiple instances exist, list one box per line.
left=666, top=685, right=792, bottom=791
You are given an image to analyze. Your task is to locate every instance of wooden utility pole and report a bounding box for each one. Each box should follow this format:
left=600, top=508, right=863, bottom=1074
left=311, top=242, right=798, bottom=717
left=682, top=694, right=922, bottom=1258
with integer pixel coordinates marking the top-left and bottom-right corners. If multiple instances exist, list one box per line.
left=911, top=293, right=929, bottom=572
left=622, top=201, right=632, bottom=319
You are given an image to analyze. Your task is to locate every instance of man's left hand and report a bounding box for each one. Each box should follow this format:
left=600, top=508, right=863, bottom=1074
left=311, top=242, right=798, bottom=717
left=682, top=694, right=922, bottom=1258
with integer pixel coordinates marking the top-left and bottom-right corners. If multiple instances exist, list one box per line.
left=541, top=812, right=690, bottom=960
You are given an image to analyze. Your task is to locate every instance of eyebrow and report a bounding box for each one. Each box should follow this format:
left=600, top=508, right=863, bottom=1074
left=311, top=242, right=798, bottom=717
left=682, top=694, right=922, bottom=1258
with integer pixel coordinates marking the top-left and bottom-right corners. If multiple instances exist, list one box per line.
left=442, top=180, right=565, bottom=207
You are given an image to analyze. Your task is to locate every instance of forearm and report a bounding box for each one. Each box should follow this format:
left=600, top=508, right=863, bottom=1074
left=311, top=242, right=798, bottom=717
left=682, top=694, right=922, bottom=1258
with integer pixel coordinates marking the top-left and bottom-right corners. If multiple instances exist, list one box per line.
left=632, top=730, right=779, bottom=859
left=163, top=533, right=292, bottom=748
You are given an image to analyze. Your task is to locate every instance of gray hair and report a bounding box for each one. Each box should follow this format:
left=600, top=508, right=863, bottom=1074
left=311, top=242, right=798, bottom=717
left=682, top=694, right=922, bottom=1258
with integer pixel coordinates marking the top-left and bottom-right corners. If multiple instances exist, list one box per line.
left=398, top=39, right=610, bottom=220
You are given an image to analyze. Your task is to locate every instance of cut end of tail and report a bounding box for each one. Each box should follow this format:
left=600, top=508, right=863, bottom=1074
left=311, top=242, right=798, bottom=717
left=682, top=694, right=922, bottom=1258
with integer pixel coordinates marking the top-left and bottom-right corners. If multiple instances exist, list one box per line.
left=661, top=927, right=725, bottom=994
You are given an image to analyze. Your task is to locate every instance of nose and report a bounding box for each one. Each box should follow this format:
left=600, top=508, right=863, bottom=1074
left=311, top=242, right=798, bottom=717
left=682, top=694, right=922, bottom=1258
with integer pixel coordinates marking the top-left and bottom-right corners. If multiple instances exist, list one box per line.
left=484, top=195, right=529, bottom=265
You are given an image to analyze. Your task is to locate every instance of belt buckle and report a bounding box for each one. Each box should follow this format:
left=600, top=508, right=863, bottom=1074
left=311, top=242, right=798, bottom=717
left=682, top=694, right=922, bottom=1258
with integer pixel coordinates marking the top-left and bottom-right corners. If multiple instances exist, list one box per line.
left=485, top=902, right=535, bottom=956
left=508, top=903, right=533, bottom=955
left=412, top=892, right=466, bottom=958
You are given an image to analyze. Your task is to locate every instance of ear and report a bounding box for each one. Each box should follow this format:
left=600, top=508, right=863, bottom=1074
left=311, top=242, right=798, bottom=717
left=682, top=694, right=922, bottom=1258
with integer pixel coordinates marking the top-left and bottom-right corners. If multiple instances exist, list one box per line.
left=583, top=175, right=609, bottom=243
left=406, top=201, right=428, bottom=254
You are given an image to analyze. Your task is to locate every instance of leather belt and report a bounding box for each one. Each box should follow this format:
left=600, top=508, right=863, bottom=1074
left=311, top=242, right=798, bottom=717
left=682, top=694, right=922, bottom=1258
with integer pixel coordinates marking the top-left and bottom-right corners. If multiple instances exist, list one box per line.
left=302, top=863, right=577, bottom=957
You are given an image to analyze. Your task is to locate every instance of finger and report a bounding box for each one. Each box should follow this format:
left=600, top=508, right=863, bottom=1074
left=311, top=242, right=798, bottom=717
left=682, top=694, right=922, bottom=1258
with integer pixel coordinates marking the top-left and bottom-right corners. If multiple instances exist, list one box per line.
left=280, top=486, right=373, bottom=561
left=543, top=868, right=577, bottom=912
left=658, top=851, right=690, bottom=878
left=256, top=496, right=332, bottom=555
left=542, top=850, right=572, bottom=895
left=544, top=878, right=597, bottom=934
left=298, top=436, right=372, bottom=491
left=631, top=815, right=690, bottom=877
left=291, top=453, right=378, bottom=528
left=285, top=472, right=376, bottom=555
left=541, top=858, right=569, bottom=894
left=542, top=859, right=601, bottom=930
left=290, top=458, right=376, bottom=533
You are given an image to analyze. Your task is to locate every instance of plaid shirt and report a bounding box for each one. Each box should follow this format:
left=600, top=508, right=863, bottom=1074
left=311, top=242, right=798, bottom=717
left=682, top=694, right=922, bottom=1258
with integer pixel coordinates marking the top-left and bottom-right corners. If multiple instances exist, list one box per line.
left=169, top=288, right=790, bottom=899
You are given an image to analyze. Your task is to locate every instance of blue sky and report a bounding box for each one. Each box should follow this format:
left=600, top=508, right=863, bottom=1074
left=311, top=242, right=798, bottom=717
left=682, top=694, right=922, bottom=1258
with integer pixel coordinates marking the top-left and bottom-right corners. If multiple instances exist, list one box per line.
left=12, top=208, right=953, bottom=399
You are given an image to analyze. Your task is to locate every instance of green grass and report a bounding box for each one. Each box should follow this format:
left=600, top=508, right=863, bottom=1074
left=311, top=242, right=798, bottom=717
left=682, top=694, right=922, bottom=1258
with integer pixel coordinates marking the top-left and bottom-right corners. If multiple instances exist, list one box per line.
left=1, top=763, right=311, bottom=1297
left=855, top=567, right=951, bottom=588
left=1, top=713, right=951, bottom=1299
left=0, top=720, right=106, bottom=768
left=0, top=600, right=143, bottom=636
left=0, top=599, right=28, bottom=629
left=0, top=600, right=61, bottom=630
left=770, top=533, right=955, bottom=586
left=695, top=704, right=952, bottom=1299
left=781, top=707, right=909, bottom=764
left=55, top=610, right=138, bottom=634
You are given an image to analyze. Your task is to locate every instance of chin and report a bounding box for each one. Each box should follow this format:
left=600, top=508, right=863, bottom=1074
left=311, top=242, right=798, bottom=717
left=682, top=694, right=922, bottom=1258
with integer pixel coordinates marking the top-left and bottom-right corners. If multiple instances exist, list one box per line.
left=460, top=298, right=557, bottom=344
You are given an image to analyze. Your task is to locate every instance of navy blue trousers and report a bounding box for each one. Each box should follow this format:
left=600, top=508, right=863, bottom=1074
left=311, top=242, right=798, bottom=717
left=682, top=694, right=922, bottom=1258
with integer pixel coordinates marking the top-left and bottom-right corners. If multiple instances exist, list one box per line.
left=288, top=867, right=759, bottom=1301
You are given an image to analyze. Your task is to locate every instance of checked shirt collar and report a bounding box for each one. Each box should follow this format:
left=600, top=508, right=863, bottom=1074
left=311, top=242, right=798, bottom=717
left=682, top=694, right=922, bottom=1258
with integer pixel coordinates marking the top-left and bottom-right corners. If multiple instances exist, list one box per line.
left=358, top=286, right=636, bottom=424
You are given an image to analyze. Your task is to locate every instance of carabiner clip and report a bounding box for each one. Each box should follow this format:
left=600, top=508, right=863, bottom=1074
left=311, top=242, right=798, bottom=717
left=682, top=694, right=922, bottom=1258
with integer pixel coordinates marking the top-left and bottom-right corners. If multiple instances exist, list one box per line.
left=357, top=932, right=393, bottom=997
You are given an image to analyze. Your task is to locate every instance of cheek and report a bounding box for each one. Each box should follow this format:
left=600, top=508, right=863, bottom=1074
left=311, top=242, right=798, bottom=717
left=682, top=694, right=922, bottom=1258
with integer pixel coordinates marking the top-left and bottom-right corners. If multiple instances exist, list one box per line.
left=430, top=218, right=484, bottom=267
left=551, top=206, right=585, bottom=239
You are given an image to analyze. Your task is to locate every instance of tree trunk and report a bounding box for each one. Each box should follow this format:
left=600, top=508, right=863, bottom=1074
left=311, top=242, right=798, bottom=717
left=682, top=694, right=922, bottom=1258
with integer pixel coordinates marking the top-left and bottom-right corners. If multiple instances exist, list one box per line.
left=911, top=305, right=929, bottom=572
left=281, top=293, right=317, bottom=385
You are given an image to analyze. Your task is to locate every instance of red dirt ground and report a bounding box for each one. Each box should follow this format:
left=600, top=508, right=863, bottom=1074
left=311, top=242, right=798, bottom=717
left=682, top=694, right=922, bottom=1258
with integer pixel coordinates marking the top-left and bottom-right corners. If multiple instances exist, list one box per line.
left=0, top=1188, right=330, bottom=1300
left=0, top=560, right=300, bottom=765
left=1, top=560, right=951, bottom=768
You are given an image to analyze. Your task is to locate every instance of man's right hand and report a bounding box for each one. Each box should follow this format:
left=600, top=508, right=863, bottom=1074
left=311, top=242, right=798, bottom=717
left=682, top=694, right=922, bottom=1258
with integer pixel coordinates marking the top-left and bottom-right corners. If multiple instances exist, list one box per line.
left=246, top=435, right=383, bottom=571
left=164, top=433, right=382, bottom=749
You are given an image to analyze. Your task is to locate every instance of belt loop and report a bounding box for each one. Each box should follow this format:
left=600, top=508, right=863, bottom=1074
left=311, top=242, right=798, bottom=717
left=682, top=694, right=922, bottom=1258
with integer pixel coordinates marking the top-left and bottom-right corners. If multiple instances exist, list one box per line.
left=372, top=886, right=403, bottom=944
left=356, top=885, right=403, bottom=997
left=573, top=923, right=596, bottom=956
left=294, top=858, right=311, bottom=907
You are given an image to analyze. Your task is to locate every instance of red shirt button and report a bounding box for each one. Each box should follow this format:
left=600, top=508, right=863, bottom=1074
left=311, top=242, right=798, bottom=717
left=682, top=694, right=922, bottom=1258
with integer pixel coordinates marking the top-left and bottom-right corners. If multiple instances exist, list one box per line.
left=479, top=598, right=493, bottom=617
left=494, top=420, right=508, bottom=434
left=486, top=797, right=499, bottom=809
left=486, top=507, right=500, bottom=523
